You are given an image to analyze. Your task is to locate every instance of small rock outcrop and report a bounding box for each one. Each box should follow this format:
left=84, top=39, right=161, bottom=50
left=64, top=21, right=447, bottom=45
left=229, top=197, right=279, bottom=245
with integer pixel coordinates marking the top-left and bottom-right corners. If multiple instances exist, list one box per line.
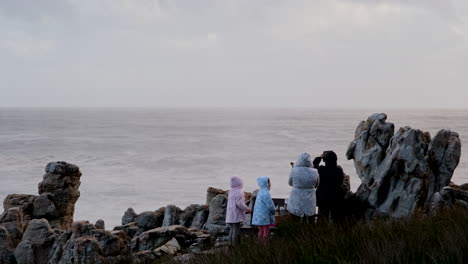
left=204, top=193, right=228, bottom=232
left=346, top=113, right=462, bottom=217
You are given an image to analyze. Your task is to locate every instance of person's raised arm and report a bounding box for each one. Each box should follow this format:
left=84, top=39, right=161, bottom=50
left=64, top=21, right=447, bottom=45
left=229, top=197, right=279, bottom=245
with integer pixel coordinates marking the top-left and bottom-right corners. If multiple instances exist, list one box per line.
left=313, top=156, right=322, bottom=169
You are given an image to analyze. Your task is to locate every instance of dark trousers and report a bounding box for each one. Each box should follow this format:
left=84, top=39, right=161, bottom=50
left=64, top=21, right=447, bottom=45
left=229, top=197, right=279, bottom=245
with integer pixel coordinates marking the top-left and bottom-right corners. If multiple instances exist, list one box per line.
left=228, top=223, right=241, bottom=246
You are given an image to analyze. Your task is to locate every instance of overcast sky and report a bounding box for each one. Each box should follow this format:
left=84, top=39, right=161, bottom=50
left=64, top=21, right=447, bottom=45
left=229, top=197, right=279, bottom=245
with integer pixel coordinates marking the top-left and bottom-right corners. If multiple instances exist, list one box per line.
left=1, top=0, right=467, bottom=108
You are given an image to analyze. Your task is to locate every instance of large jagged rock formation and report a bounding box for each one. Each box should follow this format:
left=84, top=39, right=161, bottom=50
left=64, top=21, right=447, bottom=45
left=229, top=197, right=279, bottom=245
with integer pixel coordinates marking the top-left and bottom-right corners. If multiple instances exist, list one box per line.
left=346, top=113, right=462, bottom=217
left=2, top=161, right=82, bottom=230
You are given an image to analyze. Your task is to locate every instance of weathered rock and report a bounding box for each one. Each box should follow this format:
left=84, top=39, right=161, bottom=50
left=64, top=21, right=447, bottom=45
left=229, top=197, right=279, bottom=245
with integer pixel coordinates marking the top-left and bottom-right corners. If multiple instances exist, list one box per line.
left=38, top=161, right=82, bottom=229
left=426, top=130, right=462, bottom=204
left=122, top=208, right=137, bottom=225
left=204, top=194, right=228, bottom=232
left=71, top=220, right=96, bottom=238
left=131, top=250, right=156, bottom=264
left=346, top=113, right=462, bottom=218
left=47, top=230, right=72, bottom=264
left=58, top=237, right=105, bottom=264
left=135, top=210, right=165, bottom=235
left=162, top=205, right=182, bottom=227
left=14, top=240, right=35, bottom=264
left=3, top=194, right=36, bottom=217
left=179, top=204, right=201, bottom=227
left=32, top=194, right=58, bottom=219
left=0, top=207, right=24, bottom=246
left=206, top=187, right=225, bottom=205
left=95, top=219, right=105, bottom=230
left=18, top=219, right=57, bottom=264
left=0, top=226, right=16, bottom=264
left=153, top=237, right=181, bottom=256
left=93, top=229, right=127, bottom=256
left=131, top=225, right=195, bottom=252
left=113, top=222, right=138, bottom=238
left=189, top=205, right=209, bottom=230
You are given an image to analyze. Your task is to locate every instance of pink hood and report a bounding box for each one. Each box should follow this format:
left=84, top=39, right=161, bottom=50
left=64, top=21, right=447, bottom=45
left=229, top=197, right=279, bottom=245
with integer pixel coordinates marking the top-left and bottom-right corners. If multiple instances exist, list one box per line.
left=230, top=176, right=243, bottom=189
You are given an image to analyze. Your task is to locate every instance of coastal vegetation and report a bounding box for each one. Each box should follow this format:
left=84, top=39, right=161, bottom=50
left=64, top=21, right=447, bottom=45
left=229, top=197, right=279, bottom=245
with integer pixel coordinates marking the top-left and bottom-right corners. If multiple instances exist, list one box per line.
left=178, top=206, right=468, bottom=264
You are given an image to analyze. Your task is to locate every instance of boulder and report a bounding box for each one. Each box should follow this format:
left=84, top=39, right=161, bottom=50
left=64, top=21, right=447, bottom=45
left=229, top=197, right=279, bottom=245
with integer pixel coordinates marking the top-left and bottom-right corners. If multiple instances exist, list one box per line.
left=71, top=220, right=96, bottom=238
left=0, top=207, right=24, bottom=246
left=426, top=130, right=462, bottom=204
left=38, top=161, right=82, bottom=229
left=206, top=187, right=225, bottom=205
left=93, top=229, right=127, bottom=256
left=346, top=113, right=462, bottom=218
left=0, top=226, right=16, bottom=264
left=122, top=208, right=137, bottom=226
left=153, top=237, right=181, bottom=256
left=32, top=194, right=58, bottom=219
left=162, top=205, right=182, bottom=227
left=135, top=210, right=164, bottom=235
left=95, top=219, right=105, bottom=230
left=14, top=240, right=35, bottom=264
left=204, top=194, right=228, bottom=232
left=189, top=205, right=209, bottom=230
left=58, top=237, right=105, bottom=264
left=17, top=219, right=57, bottom=264
left=131, top=225, right=194, bottom=252
left=3, top=194, right=36, bottom=217
left=131, top=250, right=156, bottom=264
left=179, top=204, right=201, bottom=227
left=113, top=222, right=138, bottom=238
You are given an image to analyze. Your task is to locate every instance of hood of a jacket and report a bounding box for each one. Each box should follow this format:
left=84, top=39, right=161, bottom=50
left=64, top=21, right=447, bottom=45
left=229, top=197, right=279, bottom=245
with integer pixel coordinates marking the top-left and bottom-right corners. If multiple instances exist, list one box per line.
left=294, top=152, right=312, bottom=167
left=230, top=176, right=243, bottom=189
left=257, top=176, right=269, bottom=190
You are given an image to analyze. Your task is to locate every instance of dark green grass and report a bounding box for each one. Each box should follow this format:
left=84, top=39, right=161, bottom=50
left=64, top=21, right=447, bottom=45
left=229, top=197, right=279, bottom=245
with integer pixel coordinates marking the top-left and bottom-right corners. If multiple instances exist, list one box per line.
left=178, top=207, right=468, bottom=264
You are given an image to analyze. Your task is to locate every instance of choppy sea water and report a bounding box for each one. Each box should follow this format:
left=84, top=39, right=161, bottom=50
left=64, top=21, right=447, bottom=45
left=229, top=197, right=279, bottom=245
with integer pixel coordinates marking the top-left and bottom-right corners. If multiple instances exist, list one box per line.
left=0, top=108, right=466, bottom=228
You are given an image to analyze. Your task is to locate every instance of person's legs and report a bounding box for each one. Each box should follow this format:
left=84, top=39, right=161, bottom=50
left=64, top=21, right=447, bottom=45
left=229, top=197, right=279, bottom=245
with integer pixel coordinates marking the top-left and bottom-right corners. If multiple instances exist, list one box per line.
left=228, top=223, right=234, bottom=246
left=262, top=226, right=270, bottom=240
left=232, top=223, right=241, bottom=245
left=257, top=225, right=264, bottom=240
left=318, top=206, right=331, bottom=222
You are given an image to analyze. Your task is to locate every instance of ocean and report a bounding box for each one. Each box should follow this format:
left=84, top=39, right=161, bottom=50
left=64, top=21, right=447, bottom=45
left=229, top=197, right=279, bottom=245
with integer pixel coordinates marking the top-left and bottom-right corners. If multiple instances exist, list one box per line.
left=0, top=108, right=466, bottom=228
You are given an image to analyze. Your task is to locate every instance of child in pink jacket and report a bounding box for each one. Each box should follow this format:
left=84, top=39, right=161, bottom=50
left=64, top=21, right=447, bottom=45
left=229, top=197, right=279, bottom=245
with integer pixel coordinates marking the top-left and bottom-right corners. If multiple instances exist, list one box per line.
left=226, top=176, right=252, bottom=246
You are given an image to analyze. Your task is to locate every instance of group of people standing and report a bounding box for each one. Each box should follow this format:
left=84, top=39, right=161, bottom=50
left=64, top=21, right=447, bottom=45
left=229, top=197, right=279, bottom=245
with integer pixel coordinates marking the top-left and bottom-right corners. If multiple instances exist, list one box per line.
left=225, top=151, right=347, bottom=246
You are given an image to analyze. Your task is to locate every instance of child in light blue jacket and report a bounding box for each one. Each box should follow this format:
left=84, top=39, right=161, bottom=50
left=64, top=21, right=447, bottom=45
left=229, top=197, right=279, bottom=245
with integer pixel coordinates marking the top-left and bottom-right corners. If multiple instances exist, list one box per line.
left=252, top=176, right=275, bottom=241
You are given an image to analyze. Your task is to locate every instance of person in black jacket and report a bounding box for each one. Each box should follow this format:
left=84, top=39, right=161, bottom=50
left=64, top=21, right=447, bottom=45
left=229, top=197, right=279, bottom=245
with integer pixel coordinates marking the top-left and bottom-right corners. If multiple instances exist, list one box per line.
left=313, top=151, right=344, bottom=221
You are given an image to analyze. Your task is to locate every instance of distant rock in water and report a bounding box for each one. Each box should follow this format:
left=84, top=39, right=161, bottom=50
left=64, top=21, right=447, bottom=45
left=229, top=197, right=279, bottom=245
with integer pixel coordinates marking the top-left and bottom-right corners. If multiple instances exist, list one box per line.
left=346, top=113, right=462, bottom=217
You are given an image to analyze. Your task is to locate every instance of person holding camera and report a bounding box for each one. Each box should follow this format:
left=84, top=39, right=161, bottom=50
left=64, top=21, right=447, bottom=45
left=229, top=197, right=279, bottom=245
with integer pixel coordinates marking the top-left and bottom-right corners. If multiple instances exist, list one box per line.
left=313, top=151, right=345, bottom=222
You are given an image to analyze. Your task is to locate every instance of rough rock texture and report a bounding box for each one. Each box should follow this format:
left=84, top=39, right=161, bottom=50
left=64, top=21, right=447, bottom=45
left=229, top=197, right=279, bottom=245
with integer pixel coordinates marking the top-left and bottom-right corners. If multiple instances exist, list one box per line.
left=204, top=194, right=228, bottom=232
left=0, top=226, right=16, bottom=264
left=15, top=219, right=57, bottom=264
left=38, top=161, right=82, bottom=229
left=135, top=209, right=165, bottom=235
left=122, top=208, right=137, bottom=226
left=95, top=219, right=105, bottom=230
left=113, top=222, right=138, bottom=238
left=346, top=113, right=462, bottom=217
left=162, top=205, right=182, bottom=227
left=206, top=187, right=225, bottom=205
left=2, top=161, right=82, bottom=231
left=131, top=225, right=195, bottom=252
left=189, top=206, right=209, bottom=230
left=0, top=207, right=24, bottom=246
left=426, top=130, right=462, bottom=204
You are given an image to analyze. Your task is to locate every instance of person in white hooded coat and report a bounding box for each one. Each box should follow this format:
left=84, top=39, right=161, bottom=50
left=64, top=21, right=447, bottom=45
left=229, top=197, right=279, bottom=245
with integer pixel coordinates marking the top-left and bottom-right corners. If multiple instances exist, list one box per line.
left=287, top=152, right=320, bottom=220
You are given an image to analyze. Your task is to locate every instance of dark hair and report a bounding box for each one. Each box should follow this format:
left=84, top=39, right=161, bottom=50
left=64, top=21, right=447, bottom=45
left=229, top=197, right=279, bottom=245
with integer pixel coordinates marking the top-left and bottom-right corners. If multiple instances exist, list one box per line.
left=323, top=151, right=338, bottom=167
